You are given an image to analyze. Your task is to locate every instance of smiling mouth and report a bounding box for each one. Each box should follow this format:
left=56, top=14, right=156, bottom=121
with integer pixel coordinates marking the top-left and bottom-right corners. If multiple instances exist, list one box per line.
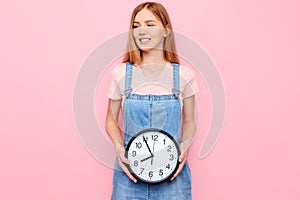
left=139, top=38, right=151, bottom=44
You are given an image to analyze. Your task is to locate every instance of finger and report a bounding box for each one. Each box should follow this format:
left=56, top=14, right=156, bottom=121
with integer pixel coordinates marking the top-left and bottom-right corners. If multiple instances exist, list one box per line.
left=178, top=152, right=186, bottom=162
left=170, top=159, right=187, bottom=181
left=119, top=154, right=130, bottom=164
left=119, top=161, right=137, bottom=183
left=179, top=150, right=188, bottom=162
left=170, top=162, right=184, bottom=181
left=116, top=147, right=130, bottom=164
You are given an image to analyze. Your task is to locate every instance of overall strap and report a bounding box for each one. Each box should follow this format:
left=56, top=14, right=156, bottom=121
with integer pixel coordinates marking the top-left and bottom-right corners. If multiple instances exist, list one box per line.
left=124, top=62, right=133, bottom=98
left=172, top=63, right=180, bottom=98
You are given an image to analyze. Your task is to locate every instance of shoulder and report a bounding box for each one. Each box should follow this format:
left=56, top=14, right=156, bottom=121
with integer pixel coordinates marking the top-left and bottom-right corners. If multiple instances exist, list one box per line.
left=178, top=64, right=200, bottom=97
left=111, top=62, right=126, bottom=74
left=178, top=64, right=196, bottom=81
left=111, top=63, right=127, bottom=80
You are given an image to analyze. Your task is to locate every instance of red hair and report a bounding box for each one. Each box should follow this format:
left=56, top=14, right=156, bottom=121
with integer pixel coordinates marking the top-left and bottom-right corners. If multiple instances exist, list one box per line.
left=122, top=2, right=180, bottom=66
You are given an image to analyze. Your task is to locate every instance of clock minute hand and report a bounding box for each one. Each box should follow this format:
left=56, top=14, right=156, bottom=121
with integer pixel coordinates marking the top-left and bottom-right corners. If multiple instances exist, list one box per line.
left=143, top=135, right=153, bottom=156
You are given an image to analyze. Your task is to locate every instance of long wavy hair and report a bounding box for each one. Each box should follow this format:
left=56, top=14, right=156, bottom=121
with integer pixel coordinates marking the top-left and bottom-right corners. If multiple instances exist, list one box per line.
left=122, top=2, right=180, bottom=66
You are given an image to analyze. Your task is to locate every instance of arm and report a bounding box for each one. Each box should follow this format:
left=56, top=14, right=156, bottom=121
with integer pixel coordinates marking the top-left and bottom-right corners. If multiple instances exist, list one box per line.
left=171, top=95, right=196, bottom=181
left=105, top=99, right=123, bottom=146
left=105, top=99, right=137, bottom=183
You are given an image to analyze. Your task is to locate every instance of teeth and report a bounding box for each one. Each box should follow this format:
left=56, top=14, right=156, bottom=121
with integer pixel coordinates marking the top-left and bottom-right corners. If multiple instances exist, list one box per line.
left=140, top=38, right=151, bottom=43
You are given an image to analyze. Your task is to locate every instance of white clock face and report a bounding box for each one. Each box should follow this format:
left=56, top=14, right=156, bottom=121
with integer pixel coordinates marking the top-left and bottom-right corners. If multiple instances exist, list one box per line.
left=126, top=129, right=180, bottom=184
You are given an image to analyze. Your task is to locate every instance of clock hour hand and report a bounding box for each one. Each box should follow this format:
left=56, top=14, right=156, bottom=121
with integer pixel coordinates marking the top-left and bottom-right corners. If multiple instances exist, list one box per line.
left=143, top=135, right=153, bottom=156
left=140, top=154, right=154, bottom=162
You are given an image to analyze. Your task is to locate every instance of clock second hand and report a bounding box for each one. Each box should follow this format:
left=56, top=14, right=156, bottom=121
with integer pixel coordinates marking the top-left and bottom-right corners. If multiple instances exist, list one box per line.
left=151, top=139, right=155, bottom=165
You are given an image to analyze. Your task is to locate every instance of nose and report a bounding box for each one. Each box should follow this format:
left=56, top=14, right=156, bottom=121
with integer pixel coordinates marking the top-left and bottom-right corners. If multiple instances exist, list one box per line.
left=138, top=25, right=147, bottom=35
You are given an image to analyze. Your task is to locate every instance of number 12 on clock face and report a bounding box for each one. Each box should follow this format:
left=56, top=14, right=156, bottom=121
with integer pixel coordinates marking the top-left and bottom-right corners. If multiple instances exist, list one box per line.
left=125, top=128, right=180, bottom=184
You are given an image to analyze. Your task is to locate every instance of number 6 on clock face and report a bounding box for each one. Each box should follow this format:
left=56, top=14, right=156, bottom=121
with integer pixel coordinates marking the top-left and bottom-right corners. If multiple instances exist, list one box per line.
left=125, top=128, right=180, bottom=184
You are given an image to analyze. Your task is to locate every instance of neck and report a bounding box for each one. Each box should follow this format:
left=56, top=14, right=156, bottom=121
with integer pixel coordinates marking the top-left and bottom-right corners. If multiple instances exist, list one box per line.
left=141, top=49, right=166, bottom=65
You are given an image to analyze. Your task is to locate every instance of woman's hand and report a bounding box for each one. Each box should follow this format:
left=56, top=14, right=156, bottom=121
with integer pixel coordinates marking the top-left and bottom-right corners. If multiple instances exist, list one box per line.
left=115, top=143, right=137, bottom=183
left=106, top=99, right=137, bottom=183
left=170, top=139, right=191, bottom=181
left=170, top=95, right=196, bottom=181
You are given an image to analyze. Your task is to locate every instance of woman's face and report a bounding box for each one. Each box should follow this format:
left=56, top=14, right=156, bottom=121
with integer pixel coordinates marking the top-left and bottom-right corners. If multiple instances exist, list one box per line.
left=133, top=9, right=166, bottom=51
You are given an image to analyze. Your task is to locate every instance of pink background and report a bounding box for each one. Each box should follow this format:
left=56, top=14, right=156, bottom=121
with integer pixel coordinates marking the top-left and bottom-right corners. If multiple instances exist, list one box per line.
left=1, top=0, right=299, bottom=199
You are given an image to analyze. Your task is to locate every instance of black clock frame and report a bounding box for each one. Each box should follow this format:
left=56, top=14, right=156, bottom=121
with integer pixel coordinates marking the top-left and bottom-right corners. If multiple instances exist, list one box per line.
left=125, top=128, right=180, bottom=184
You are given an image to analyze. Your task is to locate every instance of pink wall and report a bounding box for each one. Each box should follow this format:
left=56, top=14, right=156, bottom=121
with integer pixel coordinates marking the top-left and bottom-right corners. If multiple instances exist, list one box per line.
left=1, top=0, right=299, bottom=199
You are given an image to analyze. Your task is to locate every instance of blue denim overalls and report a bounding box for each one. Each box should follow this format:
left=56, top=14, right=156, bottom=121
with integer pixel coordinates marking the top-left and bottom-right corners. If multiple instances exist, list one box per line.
left=111, top=62, right=192, bottom=200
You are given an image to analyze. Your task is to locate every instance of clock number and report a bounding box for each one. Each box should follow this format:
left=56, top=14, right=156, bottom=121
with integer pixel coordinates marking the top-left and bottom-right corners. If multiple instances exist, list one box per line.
left=152, top=134, right=158, bottom=141
left=166, top=163, right=170, bottom=169
left=134, top=160, right=138, bottom=167
left=169, top=154, right=174, bottom=161
left=149, top=171, right=153, bottom=178
left=159, top=169, right=164, bottom=176
left=132, top=151, right=136, bottom=157
left=163, top=139, right=166, bottom=145
left=139, top=168, right=144, bottom=175
left=136, top=142, right=142, bottom=149
left=167, top=145, right=172, bottom=152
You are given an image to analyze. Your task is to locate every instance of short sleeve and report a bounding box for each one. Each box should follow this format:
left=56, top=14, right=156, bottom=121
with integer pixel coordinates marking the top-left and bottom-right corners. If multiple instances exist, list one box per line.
left=107, top=64, right=124, bottom=100
left=180, top=66, right=200, bottom=98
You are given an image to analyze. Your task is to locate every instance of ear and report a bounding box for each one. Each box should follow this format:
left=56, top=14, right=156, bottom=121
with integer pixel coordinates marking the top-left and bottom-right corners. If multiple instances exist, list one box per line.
left=164, top=24, right=171, bottom=37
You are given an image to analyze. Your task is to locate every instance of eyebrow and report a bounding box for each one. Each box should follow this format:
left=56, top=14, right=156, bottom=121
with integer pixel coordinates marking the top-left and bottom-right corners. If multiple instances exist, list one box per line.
left=133, top=20, right=156, bottom=24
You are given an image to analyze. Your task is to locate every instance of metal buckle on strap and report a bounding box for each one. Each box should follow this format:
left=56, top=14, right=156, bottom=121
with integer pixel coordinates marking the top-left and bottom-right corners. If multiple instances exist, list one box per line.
left=124, top=88, right=132, bottom=98
left=172, top=89, right=180, bottom=99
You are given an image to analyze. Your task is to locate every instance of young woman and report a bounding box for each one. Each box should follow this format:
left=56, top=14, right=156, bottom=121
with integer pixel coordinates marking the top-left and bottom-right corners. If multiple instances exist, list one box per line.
left=106, top=2, right=199, bottom=199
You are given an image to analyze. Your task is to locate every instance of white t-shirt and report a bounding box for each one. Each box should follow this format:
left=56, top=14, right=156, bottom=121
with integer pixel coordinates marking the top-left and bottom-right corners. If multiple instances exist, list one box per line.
left=107, top=62, right=199, bottom=104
